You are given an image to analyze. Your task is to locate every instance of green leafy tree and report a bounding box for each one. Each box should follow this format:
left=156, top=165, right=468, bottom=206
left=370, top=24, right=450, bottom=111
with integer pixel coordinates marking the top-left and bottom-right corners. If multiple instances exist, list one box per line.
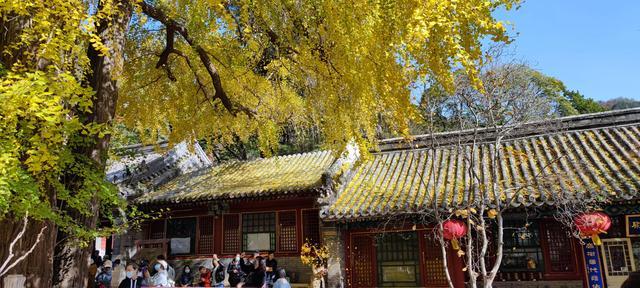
left=558, top=89, right=606, bottom=115
left=418, top=64, right=560, bottom=132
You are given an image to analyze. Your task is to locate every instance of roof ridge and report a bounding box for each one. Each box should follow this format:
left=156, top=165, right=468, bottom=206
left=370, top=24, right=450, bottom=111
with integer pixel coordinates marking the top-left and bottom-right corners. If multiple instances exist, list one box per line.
left=215, top=149, right=331, bottom=166
left=377, top=108, right=640, bottom=152
left=372, top=122, right=640, bottom=155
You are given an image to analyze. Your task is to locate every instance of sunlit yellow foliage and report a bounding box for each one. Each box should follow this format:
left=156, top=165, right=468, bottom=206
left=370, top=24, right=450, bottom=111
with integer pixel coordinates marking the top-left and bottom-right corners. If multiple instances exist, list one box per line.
left=300, top=239, right=329, bottom=268
left=0, top=0, right=132, bottom=240
left=1, top=0, right=517, bottom=242
left=119, top=0, right=518, bottom=155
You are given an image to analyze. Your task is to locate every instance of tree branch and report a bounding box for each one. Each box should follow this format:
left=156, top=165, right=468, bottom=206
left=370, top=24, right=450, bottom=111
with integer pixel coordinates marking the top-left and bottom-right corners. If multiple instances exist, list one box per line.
left=156, top=25, right=175, bottom=69
left=139, top=1, right=255, bottom=116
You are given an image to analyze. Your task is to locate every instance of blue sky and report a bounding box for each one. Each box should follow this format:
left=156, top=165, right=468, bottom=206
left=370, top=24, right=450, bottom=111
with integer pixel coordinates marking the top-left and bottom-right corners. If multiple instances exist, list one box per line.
left=495, top=0, right=640, bottom=101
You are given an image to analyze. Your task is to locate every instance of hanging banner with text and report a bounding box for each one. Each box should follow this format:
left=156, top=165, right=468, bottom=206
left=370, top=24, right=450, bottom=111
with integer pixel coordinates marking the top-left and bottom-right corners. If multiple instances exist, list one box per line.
left=583, top=238, right=605, bottom=288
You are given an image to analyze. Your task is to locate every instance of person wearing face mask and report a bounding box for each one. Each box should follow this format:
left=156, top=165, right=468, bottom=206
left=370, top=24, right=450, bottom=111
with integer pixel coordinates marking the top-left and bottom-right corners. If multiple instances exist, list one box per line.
left=156, top=255, right=175, bottom=286
left=95, top=260, right=113, bottom=288
left=149, top=261, right=171, bottom=287
left=228, top=253, right=246, bottom=288
left=177, top=265, right=193, bottom=287
left=118, top=264, right=142, bottom=288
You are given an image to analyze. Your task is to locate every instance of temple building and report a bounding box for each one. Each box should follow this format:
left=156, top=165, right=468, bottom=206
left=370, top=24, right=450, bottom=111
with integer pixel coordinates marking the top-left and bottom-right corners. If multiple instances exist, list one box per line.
left=109, top=108, right=640, bottom=288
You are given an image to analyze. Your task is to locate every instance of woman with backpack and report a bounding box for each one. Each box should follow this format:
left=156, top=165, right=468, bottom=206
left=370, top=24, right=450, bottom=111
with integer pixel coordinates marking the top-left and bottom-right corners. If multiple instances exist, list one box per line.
left=211, top=257, right=226, bottom=288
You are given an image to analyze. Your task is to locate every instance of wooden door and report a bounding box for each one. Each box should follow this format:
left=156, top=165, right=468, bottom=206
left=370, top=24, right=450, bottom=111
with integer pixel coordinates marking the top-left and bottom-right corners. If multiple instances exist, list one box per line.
left=351, top=234, right=376, bottom=288
left=421, top=234, right=450, bottom=287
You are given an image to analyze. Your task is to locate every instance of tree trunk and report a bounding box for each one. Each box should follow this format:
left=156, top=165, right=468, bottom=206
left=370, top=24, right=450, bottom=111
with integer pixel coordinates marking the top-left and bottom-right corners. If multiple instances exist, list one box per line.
left=0, top=220, right=56, bottom=288
left=0, top=11, right=57, bottom=288
left=52, top=2, right=133, bottom=287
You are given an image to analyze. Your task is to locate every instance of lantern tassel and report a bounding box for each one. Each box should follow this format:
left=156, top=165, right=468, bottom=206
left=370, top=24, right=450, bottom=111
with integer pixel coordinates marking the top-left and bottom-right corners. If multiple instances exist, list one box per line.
left=451, top=239, right=460, bottom=250
left=591, top=235, right=602, bottom=246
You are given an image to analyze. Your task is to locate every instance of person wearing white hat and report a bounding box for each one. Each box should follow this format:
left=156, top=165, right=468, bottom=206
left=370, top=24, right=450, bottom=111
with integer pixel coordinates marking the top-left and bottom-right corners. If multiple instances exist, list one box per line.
left=149, top=260, right=171, bottom=287
left=95, top=260, right=113, bottom=288
left=156, top=255, right=175, bottom=286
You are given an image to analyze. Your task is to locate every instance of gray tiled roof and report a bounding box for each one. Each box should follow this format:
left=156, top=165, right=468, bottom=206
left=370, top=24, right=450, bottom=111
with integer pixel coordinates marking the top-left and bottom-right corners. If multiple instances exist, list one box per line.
left=323, top=108, right=640, bottom=220
left=135, top=150, right=335, bottom=205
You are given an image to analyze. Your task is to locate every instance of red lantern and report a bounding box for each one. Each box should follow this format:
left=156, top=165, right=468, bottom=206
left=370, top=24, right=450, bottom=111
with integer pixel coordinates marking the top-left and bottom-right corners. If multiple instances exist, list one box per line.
left=442, top=219, right=468, bottom=251
left=575, top=212, right=611, bottom=245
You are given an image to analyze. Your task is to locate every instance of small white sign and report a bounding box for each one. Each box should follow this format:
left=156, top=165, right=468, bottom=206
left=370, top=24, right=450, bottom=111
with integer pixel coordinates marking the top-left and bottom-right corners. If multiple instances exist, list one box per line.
left=170, top=237, right=191, bottom=254
left=246, top=233, right=271, bottom=251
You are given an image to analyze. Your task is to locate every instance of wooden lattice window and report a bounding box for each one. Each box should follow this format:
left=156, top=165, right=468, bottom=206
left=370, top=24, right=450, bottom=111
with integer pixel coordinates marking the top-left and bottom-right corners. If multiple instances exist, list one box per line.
left=149, top=219, right=165, bottom=239
left=543, top=221, right=576, bottom=273
left=302, top=209, right=321, bottom=245
left=198, top=216, right=214, bottom=255
left=500, top=220, right=544, bottom=272
left=223, top=214, right=241, bottom=254
left=376, top=232, right=421, bottom=287
left=423, top=234, right=448, bottom=286
left=242, top=212, right=276, bottom=251
left=278, top=211, right=297, bottom=252
left=352, top=235, right=375, bottom=288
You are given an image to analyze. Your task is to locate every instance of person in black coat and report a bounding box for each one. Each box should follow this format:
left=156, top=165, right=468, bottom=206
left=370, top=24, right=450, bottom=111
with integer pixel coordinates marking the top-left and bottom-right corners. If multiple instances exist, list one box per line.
left=228, top=254, right=246, bottom=287
left=265, top=252, right=277, bottom=286
left=245, top=257, right=266, bottom=288
left=177, top=265, right=193, bottom=287
left=118, top=264, right=142, bottom=288
left=240, top=252, right=257, bottom=275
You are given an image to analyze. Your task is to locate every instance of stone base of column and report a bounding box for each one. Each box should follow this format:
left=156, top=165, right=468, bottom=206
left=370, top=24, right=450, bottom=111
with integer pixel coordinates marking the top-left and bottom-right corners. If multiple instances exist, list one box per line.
left=322, top=225, right=345, bottom=288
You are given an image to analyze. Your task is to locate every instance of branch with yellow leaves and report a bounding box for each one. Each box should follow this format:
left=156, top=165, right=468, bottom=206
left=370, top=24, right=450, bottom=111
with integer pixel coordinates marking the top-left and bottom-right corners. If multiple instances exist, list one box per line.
left=138, top=0, right=256, bottom=117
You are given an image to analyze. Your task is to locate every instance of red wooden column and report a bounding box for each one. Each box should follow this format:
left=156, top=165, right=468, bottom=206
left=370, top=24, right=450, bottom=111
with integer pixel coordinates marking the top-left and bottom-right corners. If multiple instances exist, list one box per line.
left=213, top=217, right=223, bottom=254
left=446, top=245, right=466, bottom=288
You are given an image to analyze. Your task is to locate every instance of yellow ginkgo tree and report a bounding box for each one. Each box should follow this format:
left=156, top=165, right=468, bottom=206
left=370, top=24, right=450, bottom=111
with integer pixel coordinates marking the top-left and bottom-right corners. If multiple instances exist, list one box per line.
left=0, top=0, right=518, bottom=286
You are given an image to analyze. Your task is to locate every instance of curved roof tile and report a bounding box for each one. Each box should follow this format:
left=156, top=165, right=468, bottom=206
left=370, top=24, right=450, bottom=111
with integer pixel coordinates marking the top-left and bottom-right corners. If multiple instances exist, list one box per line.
left=324, top=109, right=640, bottom=221
left=136, top=150, right=335, bottom=205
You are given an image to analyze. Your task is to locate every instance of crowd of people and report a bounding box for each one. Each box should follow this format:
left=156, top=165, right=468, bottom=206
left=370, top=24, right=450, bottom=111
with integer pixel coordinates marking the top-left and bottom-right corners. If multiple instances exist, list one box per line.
left=88, top=250, right=292, bottom=288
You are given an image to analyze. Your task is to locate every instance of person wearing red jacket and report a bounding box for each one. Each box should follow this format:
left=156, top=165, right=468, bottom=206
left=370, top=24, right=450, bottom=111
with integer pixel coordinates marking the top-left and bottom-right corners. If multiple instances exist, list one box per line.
left=198, top=266, right=212, bottom=287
